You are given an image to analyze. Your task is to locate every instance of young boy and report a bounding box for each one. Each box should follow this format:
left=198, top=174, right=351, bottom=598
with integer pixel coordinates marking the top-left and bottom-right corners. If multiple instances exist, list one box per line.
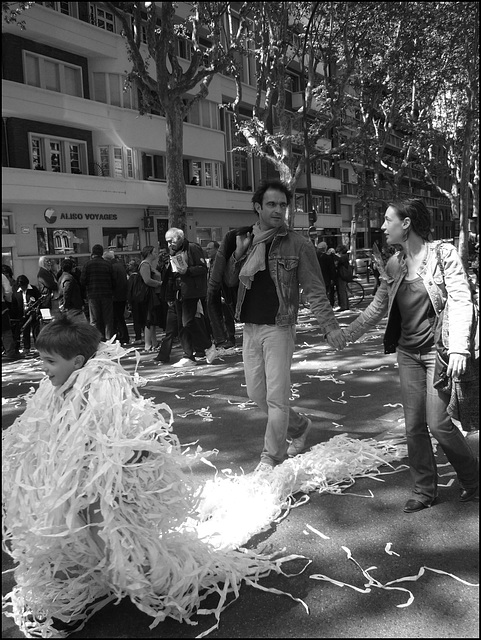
left=2, top=316, right=287, bottom=638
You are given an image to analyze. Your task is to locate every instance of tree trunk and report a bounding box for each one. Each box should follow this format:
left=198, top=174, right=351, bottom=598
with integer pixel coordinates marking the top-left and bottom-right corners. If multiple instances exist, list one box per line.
left=165, top=101, right=187, bottom=230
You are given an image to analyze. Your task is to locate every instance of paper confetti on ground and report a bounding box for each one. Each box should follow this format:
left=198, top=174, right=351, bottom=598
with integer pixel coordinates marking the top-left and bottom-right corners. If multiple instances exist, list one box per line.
left=194, top=434, right=406, bottom=550
left=310, top=547, right=479, bottom=608
left=2, top=343, right=308, bottom=639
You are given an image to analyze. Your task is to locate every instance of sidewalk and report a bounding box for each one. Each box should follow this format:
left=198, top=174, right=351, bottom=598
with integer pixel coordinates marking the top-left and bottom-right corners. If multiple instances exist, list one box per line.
left=2, top=302, right=478, bottom=638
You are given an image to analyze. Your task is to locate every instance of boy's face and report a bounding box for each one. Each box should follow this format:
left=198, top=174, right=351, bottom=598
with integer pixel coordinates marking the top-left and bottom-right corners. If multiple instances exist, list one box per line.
left=38, top=351, right=84, bottom=387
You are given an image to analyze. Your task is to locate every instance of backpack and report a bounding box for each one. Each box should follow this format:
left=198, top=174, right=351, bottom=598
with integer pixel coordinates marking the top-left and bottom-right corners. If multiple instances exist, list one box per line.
left=130, top=272, right=150, bottom=303
left=338, top=261, right=354, bottom=282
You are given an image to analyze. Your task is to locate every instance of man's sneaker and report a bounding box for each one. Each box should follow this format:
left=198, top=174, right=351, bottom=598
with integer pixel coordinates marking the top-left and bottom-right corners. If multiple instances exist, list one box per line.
left=253, top=461, right=275, bottom=475
left=287, top=419, right=313, bottom=457
left=172, top=357, right=197, bottom=368
left=205, top=344, right=218, bottom=364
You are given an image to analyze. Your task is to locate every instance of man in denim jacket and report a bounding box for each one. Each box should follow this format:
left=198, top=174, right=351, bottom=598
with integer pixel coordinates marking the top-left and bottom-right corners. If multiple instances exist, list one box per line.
left=222, top=180, right=345, bottom=473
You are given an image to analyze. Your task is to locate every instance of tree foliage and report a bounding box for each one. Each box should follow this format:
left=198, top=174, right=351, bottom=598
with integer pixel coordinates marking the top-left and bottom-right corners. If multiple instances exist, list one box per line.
left=1, top=2, right=34, bottom=29
left=104, top=1, right=252, bottom=229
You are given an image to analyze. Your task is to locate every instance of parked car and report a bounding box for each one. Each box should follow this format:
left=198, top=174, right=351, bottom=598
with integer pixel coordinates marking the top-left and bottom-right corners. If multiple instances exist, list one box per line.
left=354, top=249, right=372, bottom=276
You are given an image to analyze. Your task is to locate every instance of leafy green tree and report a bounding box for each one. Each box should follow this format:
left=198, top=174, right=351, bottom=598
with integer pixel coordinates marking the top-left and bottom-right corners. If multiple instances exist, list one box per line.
left=412, top=2, right=479, bottom=265
left=104, top=1, right=251, bottom=230
left=2, top=2, right=33, bottom=29
left=229, top=1, right=373, bottom=228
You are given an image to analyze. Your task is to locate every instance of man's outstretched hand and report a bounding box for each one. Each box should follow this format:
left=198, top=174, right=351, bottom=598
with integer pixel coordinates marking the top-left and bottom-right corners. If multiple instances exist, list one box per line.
left=326, top=329, right=346, bottom=351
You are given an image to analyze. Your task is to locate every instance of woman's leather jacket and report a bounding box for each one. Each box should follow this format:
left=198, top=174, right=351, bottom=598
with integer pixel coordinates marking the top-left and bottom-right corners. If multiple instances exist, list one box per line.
left=344, top=241, right=475, bottom=357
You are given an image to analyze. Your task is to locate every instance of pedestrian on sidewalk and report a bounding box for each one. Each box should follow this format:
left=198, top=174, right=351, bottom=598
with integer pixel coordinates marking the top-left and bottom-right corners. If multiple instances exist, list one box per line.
left=126, top=260, right=144, bottom=344
left=334, top=245, right=350, bottom=311
left=342, top=198, right=478, bottom=512
left=220, top=180, right=345, bottom=473
left=316, top=241, right=336, bottom=307
left=80, top=245, right=115, bottom=341
left=10, top=275, right=41, bottom=352
left=37, top=256, right=60, bottom=318
left=138, top=245, right=163, bottom=352
left=206, top=240, right=237, bottom=349
left=58, top=259, right=85, bottom=321
left=155, top=228, right=212, bottom=367
left=103, top=250, right=130, bottom=345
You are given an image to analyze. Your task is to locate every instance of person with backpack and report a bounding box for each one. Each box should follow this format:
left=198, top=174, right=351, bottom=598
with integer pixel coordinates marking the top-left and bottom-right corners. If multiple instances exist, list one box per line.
left=58, top=260, right=85, bottom=321
left=342, top=198, right=478, bottom=512
left=334, top=245, right=352, bottom=311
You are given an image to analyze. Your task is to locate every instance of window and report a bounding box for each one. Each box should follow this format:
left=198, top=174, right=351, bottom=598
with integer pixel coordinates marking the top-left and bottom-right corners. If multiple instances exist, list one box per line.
left=185, top=160, right=222, bottom=188
left=24, top=52, right=83, bottom=97
left=30, top=134, right=87, bottom=174
left=37, top=2, right=77, bottom=17
left=178, top=38, right=192, bottom=60
left=230, top=16, right=256, bottom=86
left=37, top=227, right=89, bottom=255
left=142, top=153, right=166, bottom=181
left=99, top=146, right=136, bottom=179
left=295, top=194, right=305, bottom=213
left=225, top=112, right=252, bottom=191
left=196, top=227, right=223, bottom=248
left=102, top=227, right=140, bottom=252
left=312, top=195, right=322, bottom=214
left=90, top=5, right=115, bottom=32
left=324, top=196, right=332, bottom=215
left=311, top=158, right=331, bottom=177
left=342, top=168, right=350, bottom=183
left=92, top=73, right=138, bottom=110
left=2, top=215, right=13, bottom=235
left=184, top=99, right=220, bottom=130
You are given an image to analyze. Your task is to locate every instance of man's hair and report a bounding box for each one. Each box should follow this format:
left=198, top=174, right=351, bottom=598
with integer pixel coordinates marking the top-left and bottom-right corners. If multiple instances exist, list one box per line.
left=318, top=241, right=328, bottom=252
left=62, top=260, right=74, bottom=273
left=336, top=245, right=348, bottom=254
left=35, top=315, right=101, bottom=362
left=38, top=256, right=52, bottom=268
left=252, top=179, right=292, bottom=212
left=388, top=198, right=432, bottom=241
left=103, top=250, right=115, bottom=261
left=165, top=228, right=184, bottom=241
left=91, top=244, right=104, bottom=256
left=207, top=241, right=219, bottom=249
left=17, top=274, right=29, bottom=287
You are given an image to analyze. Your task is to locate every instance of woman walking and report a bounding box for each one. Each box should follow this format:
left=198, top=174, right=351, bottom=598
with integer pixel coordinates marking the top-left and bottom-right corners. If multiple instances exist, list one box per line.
left=139, top=246, right=162, bottom=352
left=343, top=198, right=478, bottom=512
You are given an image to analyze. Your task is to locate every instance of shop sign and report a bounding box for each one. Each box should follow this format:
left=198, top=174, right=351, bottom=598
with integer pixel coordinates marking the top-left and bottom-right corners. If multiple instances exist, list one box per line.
left=59, top=213, right=118, bottom=220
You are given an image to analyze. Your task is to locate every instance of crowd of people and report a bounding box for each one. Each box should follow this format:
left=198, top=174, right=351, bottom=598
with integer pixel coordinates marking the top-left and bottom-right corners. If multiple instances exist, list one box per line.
left=2, top=183, right=479, bottom=639
left=1, top=232, right=240, bottom=366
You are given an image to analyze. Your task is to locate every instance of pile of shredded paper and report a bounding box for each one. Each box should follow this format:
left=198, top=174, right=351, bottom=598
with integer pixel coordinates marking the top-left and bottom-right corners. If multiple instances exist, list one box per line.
left=2, top=343, right=406, bottom=638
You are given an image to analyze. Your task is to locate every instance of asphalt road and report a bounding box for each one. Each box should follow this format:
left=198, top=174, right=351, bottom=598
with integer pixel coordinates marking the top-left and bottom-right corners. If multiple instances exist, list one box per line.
left=2, top=292, right=479, bottom=639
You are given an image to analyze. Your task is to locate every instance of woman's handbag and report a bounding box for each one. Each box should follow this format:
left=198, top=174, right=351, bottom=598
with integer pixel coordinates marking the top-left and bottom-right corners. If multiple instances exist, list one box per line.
left=432, top=243, right=479, bottom=430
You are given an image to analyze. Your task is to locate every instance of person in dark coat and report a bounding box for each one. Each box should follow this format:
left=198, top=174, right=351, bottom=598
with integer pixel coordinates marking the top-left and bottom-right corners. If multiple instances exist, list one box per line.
left=37, top=256, right=60, bottom=315
left=316, top=241, right=336, bottom=307
left=126, top=260, right=144, bottom=344
left=80, top=245, right=115, bottom=340
left=11, top=275, right=41, bottom=353
left=155, top=229, right=211, bottom=367
left=334, top=245, right=350, bottom=311
left=58, top=260, right=85, bottom=320
left=103, top=251, right=130, bottom=345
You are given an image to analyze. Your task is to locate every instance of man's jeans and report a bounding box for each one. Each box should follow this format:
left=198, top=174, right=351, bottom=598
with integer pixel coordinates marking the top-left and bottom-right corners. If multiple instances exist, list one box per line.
left=243, top=323, right=309, bottom=465
left=397, top=346, right=478, bottom=505
left=88, top=297, right=114, bottom=341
